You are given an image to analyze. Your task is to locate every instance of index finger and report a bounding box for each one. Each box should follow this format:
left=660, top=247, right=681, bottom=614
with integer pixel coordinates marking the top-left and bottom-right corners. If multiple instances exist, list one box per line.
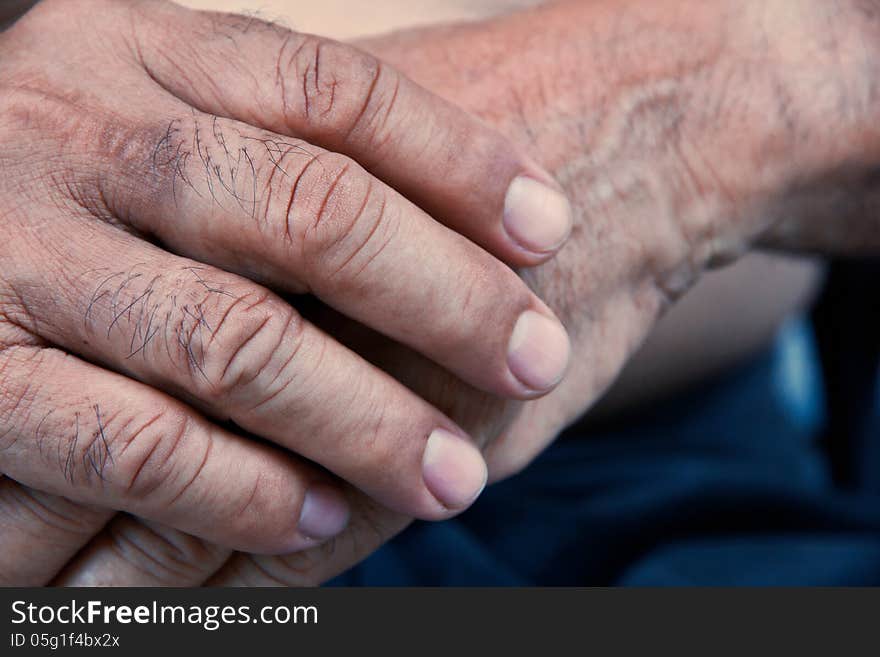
left=132, top=1, right=573, bottom=265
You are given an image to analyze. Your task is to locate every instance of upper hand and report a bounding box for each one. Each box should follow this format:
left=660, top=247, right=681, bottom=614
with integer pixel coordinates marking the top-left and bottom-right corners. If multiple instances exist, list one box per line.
left=0, top=0, right=573, bottom=584
left=32, top=0, right=880, bottom=586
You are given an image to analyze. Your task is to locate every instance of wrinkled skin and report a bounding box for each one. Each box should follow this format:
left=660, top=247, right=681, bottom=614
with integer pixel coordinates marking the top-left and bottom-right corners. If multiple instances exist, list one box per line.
left=9, top=0, right=880, bottom=585
left=0, top=0, right=576, bottom=584
left=211, top=0, right=880, bottom=584
left=363, top=0, right=880, bottom=472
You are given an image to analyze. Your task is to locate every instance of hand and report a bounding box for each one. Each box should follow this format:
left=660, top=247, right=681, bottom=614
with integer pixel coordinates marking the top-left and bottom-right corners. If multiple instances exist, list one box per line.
left=34, top=0, right=880, bottom=586
left=0, top=0, right=574, bottom=584
left=362, top=0, right=880, bottom=472
left=212, top=0, right=880, bottom=584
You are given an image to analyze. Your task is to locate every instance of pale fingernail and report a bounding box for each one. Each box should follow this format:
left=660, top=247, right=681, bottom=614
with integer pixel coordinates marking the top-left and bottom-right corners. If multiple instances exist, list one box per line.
left=503, top=176, right=573, bottom=254
left=422, top=428, right=488, bottom=510
left=297, top=484, right=350, bottom=540
left=507, top=310, right=571, bottom=392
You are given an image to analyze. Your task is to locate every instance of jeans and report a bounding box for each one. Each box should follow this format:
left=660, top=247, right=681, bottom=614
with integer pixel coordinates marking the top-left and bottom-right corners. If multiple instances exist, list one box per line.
left=332, top=319, right=880, bottom=585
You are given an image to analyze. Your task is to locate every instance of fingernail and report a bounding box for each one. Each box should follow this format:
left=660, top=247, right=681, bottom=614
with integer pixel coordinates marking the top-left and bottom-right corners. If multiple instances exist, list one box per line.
left=503, top=176, right=573, bottom=254
left=422, top=428, right=488, bottom=510
left=507, top=310, right=571, bottom=392
left=297, top=484, right=350, bottom=540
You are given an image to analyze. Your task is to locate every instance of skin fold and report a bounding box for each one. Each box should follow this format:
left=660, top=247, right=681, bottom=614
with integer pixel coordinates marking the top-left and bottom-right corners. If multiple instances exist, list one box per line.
left=6, top=0, right=879, bottom=585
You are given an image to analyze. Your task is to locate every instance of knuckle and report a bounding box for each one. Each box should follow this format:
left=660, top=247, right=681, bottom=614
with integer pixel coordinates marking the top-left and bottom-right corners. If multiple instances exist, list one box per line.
left=346, top=61, right=402, bottom=151
left=104, top=517, right=226, bottom=583
left=460, top=257, right=530, bottom=331
left=290, top=153, right=378, bottom=280
left=323, top=187, right=396, bottom=287
left=113, top=408, right=194, bottom=503
left=332, top=377, right=405, bottom=473
left=187, top=289, right=304, bottom=406
left=280, top=35, right=343, bottom=122
left=4, top=482, right=107, bottom=539
left=280, top=35, right=390, bottom=137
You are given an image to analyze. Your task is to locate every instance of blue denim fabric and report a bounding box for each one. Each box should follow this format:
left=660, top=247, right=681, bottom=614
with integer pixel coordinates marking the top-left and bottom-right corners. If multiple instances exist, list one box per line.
left=331, top=319, right=880, bottom=585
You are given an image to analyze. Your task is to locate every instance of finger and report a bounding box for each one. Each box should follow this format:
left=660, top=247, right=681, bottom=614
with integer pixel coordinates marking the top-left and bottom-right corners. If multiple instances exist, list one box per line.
left=207, top=487, right=411, bottom=586
left=12, top=216, right=488, bottom=517
left=0, top=478, right=112, bottom=585
left=54, top=493, right=414, bottom=588
left=0, top=342, right=349, bottom=554
left=53, top=515, right=229, bottom=586
left=132, top=1, right=572, bottom=265
left=99, top=107, right=571, bottom=399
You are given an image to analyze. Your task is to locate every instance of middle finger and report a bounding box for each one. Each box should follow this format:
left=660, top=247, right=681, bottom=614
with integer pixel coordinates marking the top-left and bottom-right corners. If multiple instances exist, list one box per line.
left=95, top=108, right=571, bottom=399
left=13, top=214, right=488, bottom=518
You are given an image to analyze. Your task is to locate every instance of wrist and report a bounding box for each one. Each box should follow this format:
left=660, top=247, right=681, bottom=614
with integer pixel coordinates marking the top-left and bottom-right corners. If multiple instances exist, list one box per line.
left=741, top=0, right=880, bottom=254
